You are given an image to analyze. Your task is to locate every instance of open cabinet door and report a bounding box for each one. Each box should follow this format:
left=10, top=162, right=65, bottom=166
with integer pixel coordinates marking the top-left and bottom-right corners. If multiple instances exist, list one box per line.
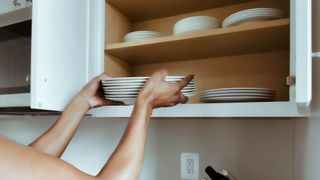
left=292, top=0, right=312, bottom=106
left=31, top=0, right=105, bottom=111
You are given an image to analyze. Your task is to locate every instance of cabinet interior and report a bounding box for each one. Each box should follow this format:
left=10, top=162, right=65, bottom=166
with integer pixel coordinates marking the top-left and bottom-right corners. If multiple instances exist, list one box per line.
left=0, top=20, right=31, bottom=94
left=104, top=0, right=290, bottom=103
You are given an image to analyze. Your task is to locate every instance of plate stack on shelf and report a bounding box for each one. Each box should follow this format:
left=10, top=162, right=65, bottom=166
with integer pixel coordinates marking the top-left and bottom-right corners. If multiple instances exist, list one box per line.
left=173, top=16, right=220, bottom=35
left=124, top=31, right=162, bottom=42
left=200, top=87, right=275, bottom=103
left=222, top=8, right=285, bottom=27
left=102, top=76, right=196, bottom=104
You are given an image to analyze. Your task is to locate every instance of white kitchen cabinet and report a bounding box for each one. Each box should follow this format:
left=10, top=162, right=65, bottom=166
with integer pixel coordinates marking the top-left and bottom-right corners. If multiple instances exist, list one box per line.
left=92, top=0, right=313, bottom=117
left=89, top=0, right=312, bottom=117
left=0, top=0, right=313, bottom=117
left=0, top=0, right=104, bottom=112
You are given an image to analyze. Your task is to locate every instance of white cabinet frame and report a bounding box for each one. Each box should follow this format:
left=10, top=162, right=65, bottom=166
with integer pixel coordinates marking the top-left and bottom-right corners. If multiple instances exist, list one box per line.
left=92, top=0, right=313, bottom=118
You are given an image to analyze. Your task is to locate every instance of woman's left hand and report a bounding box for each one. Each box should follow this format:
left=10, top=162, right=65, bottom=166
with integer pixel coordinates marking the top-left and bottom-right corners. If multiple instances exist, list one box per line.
left=78, top=74, right=123, bottom=109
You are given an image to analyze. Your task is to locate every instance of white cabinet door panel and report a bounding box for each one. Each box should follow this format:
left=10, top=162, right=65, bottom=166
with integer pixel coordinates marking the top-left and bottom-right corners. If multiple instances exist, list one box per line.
left=31, top=0, right=104, bottom=111
left=292, top=0, right=312, bottom=106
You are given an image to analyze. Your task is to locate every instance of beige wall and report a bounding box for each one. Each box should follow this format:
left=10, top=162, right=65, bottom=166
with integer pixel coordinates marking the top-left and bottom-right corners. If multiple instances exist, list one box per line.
left=0, top=116, right=294, bottom=180
left=294, top=0, right=320, bottom=179
left=1, top=0, right=319, bottom=180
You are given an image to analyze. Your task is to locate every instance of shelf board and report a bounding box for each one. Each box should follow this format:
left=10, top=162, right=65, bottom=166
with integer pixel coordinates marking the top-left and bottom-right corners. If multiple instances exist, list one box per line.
left=0, top=93, right=30, bottom=108
left=93, top=101, right=309, bottom=118
left=108, top=0, right=256, bottom=22
left=106, top=19, right=290, bottom=65
left=0, top=6, right=32, bottom=28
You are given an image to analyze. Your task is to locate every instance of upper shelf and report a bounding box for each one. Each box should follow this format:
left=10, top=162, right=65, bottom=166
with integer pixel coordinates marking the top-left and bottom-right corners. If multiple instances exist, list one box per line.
left=0, top=6, right=32, bottom=28
left=108, top=0, right=256, bottom=22
left=106, top=19, right=290, bottom=65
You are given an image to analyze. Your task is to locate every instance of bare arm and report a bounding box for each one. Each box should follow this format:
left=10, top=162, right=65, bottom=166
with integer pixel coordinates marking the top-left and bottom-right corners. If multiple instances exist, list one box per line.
left=0, top=70, right=192, bottom=180
left=98, top=70, right=194, bottom=180
left=29, top=74, right=121, bottom=157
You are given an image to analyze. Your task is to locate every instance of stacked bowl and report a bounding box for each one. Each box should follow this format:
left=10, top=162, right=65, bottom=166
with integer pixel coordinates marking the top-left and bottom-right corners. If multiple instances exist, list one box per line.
left=173, top=16, right=220, bottom=35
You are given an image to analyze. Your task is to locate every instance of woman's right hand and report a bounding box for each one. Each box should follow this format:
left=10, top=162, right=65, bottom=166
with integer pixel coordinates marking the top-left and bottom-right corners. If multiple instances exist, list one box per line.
left=137, top=69, right=194, bottom=109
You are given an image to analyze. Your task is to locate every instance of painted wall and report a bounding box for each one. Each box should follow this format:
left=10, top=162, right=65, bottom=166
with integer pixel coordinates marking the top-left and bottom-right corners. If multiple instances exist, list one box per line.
left=0, top=116, right=294, bottom=180
left=1, top=0, right=319, bottom=180
left=294, top=0, right=320, bottom=179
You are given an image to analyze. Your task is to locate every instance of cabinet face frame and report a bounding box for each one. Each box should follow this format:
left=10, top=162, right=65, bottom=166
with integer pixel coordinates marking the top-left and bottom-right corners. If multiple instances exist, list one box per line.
left=290, top=0, right=312, bottom=106
left=94, top=0, right=312, bottom=118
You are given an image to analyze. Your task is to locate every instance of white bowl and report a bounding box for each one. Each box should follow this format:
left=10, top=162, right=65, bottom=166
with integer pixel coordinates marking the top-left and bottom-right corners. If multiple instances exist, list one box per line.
left=174, top=16, right=221, bottom=35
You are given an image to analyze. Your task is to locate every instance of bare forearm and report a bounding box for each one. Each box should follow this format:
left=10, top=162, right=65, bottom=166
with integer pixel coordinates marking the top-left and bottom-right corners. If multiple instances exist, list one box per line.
left=29, top=95, right=90, bottom=157
left=98, top=97, right=152, bottom=180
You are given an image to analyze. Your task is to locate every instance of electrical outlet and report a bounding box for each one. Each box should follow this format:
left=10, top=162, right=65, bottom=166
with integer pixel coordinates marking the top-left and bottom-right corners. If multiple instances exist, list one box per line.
left=181, top=153, right=199, bottom=179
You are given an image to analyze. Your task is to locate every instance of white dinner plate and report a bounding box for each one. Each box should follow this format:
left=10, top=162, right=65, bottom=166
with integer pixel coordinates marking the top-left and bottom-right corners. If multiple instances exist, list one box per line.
left=201, top=90, right=275, bottom=96
left=223, top=11, right=283, bottom=24
left=224, top=8, right=284, bottom=22
left=202, top=87, right=274, bottom=93
left=201, top=93, right=274, bottom=98
left=222, top=8, right=284, bottom=27
left=201, top=96, right=274, bottom=103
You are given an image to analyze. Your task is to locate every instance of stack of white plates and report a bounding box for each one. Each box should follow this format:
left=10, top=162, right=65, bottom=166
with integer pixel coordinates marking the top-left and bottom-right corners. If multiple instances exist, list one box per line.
left=200, top=87, right=275, bottom=103
left=222, top=8, right=284, bottom=27
left=102, top=76, right=196, bottom=104
left=124, top=31, right=162, bottom=42
left=174, top=16, right=220, bottom=35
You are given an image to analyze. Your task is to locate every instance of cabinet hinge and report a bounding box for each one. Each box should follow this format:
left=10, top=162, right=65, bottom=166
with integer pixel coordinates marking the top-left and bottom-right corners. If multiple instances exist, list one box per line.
left=286, top=76, right=296, bottom=86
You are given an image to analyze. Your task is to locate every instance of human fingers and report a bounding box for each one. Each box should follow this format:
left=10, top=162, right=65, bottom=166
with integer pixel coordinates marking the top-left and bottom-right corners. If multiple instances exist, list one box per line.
left=150, top=69, right=168, bottom=81
left=176, top=74, right=194, bottom=90
left=98, top=73, right=109, bottom=80
left=179, top=94, right=189, bottom=104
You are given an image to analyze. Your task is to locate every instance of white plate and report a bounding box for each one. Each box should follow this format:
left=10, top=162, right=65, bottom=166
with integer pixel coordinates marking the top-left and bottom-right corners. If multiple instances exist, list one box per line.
left=223, top=15, right=284, bottom=27
left=223, top=8, right=284, bottom=27
left=201, top=93, right=274, bottom=98
left=201, top=90, right=275, bottom=96
left=223, top=11, right=283, bottom=25
left=105, top=95, right=138, bottom=98
left=224, top=8, right=283, bottom=21
left=105, top=91, right=140, bottom=95
left=103, top=85, right=195, bottom=89
left=223, top=13, right=283, bottom=27
left=201, top=96, right=274, bottom=103
left=102, top=79, right=195, bottom=84
left=202, top=87, right=274, bottom=93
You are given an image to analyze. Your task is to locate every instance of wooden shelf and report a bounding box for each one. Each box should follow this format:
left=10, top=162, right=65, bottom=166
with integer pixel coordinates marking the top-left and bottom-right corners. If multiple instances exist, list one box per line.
left=108, top=0, right=256, bottom=22
left=106, top=19, right=290, bottom=65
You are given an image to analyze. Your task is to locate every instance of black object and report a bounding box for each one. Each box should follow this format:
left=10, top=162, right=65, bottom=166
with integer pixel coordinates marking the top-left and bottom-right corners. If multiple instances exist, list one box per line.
left=205, top=166, right=229, bottom=180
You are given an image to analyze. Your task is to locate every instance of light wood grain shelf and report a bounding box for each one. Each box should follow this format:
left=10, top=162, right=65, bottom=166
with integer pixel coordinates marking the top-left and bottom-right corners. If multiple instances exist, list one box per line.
left=106, top=18, right=290, bottom=65
left=108, top=0, right=256, bottom=22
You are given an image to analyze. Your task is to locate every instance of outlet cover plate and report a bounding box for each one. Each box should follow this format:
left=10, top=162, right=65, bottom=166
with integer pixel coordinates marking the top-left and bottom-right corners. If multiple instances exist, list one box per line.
left=181, top=153, right=199, bottom=179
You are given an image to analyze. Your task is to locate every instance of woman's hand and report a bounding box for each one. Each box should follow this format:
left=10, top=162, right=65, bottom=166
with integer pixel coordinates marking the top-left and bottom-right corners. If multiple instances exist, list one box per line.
left=138, top=69, right=194, bottom=109
left=78, top=74, right=123, bottom=109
